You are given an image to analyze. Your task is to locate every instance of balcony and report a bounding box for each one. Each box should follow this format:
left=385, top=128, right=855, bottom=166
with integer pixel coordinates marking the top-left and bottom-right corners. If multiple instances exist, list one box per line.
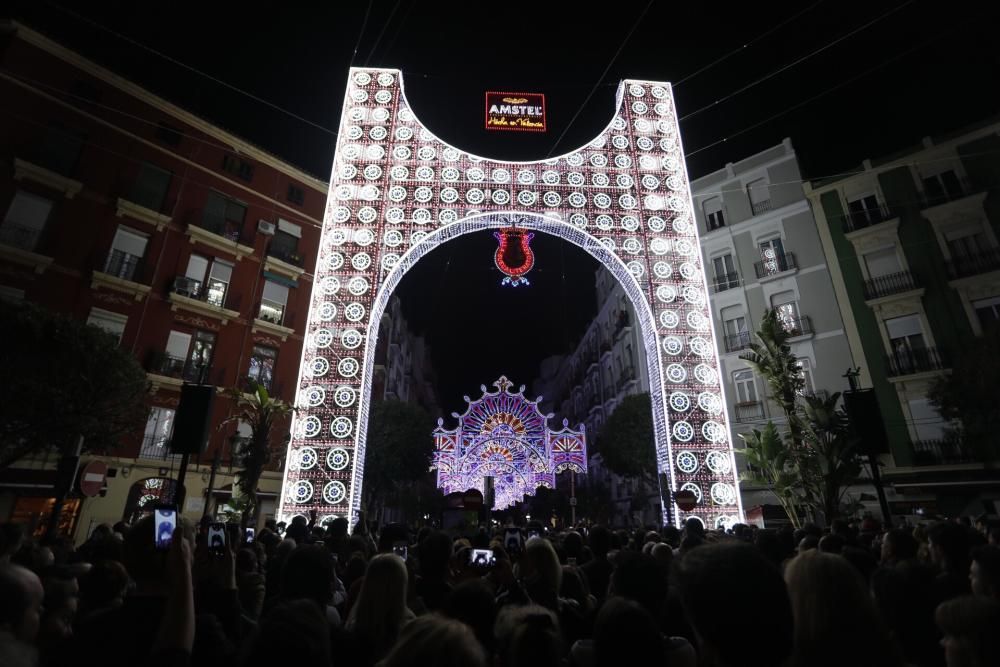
left=138, top=434, right=179, bottom=461
left=781, top=315, right=813, bottom=339
left=754, top=252, right=796, bottom=280
left=252, top=299, right=294, bottom=341
left=734, top=401, right=765, bottom=423
left=751, top=199, right=772, bottom=216
left=91, top=249, right=152, bottom=301
left=0, top=222, right=54, bottom=273
left=264, top=244, right=306, bottom=280
left=186, top=215, right=254, bottom=259
left=945, top=248, right=1000, bottom=281
left=921, top=178, right=977, bottom=209
left=912, top=438, right=977, bottom=466
left=145, top=352, right=210, bottom=390
left=842, top=203, right=896, bottom=234
left=13, top=157, right=82, bottom=199
left=168, top=276, right=240, bottom=324
left=723, top=331, right=752, bottom=353
left=885, top=346, right=948, bottom=378
left=712, top=272, right=740, bottom=293
left=863, top=270, right=920, bottom=301
left=116, top=198, right=172, bottom=231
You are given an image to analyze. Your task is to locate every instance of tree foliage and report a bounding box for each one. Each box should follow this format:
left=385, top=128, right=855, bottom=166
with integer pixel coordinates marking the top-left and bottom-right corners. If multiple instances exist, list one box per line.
left=797, top=392, right=862, bottom=522
left=740, top=309, right=804, bottom=445
left=0, top=302, right=148, bottom=468
left=362, top=399, right=436, bottom=513
left=594, top=392, right=656, bottom=480
left=739, top=422, right=806, bottom=529
left=222, top=381, right=293, bottom=530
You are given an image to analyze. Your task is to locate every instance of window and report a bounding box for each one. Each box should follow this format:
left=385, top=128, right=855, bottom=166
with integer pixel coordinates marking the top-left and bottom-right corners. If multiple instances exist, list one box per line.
left=181, top=254, right=232, bottom=307
left=796, top=358, right=814, bottom=395
left=156, top=122, right=182, bottom=147
left=703, top=197, right=725, bottom=230
left=885, top=314, right=926, bottom=369
left=287, top=183, right=305, bottom=205
left=270, top=220, right=301, bottom=263
left=863, top=247, right=902, bottom=279
left=712, top=254, right=738, bottom=290
left=221, top=154, right=254, bottom=181
left=907, top=398, right=948, bottom=442
left=87, top=307, right=127, bottom=344
left=972, top=296, right=1000, bottom=332
left=129, top=162, right=172, bottom=212
left=946, top=230, right=986, bottom=259
left=164, top=329, right=215, bottom=382
left=733, top=369, right=757, bottom=404
left=105, top=226, right=148, bottom=281
left=259, top=280, right=289, bottom=325
left=922, top=170, right=964, bottom=205
left=847, top=194, right=881, bottom=223
left=757, top=237, right=790, bottom=276
left=140, top=407, right=176, bottom=460
left=202, top=191, right=247, bottom=241
left=34, top=124, right=85, bottom=176
left=771, top=290, right=800, bottom=333
left=747, top=178, right=771, bottom=215
left=1, top=190, right=54, bottom=251
left=722, top=306, right=749, bottom=352
left=248, top=346, right=277, bottom=391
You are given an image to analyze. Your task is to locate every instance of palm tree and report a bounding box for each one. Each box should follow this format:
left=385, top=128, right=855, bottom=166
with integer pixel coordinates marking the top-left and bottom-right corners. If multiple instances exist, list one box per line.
left=739, top=309, right=805, bottom=447
left=740, top=422, right=806, bottom=528
left=798, top=392, right=862, bottom=523
left=222, top=381, right=293, bottom=536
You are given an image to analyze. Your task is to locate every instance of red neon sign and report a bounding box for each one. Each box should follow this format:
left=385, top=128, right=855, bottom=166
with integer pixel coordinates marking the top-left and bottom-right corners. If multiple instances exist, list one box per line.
left=485, top=91, right=547, bottom=133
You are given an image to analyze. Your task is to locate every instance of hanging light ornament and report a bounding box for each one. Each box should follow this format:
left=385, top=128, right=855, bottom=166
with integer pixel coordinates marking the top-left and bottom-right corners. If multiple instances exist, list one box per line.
left=493, top=226, right=535, bottom=287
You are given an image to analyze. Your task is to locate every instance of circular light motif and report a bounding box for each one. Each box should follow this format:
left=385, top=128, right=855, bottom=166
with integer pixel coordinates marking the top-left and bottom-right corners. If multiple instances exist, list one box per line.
left=341, top=329, right=362, bottom=349
left=656, top=285, right=677, bottom=303
left=348, top=277, right=369, bottom=294
left=629, top=84, right=645, bottom=97
left=392, top=145, right=411, bottom=160
left=415, top=146, right=435, bottom=161
left=384, top=229, right=403, bottom=246
left=358, top=185, right=379, bottom=201
left=660, top=310, right=679, bottom=328
left=357, top=207, right=377, bottom=224
left=616, top=174, right=634, bottom=188
left=291, top=480, right=314, bottom=503
left=694, top=364, right=718, bottom=385
left=637, top=136, right=655, bottom=151
left=595, top=214, right=614, bottom=230
left=323, top=481, right=347, bottom=504
left=711, top=483, right=737, bottom=505
left=619, top=194, right=638, bottom=209
left=372, top=107, right=390, bottom=122
left=341, top=145, right=361, bottom=161
left=627, top=261, right=644, bottom=277
left=466, top=188, right=484, bottom=204
left=569, top=213, right=587, bottom=228
left=703, top=421, right=727, bottom=443
left=591, top=154, right=608, bottom=168
left=350, top=89, right=368, bottom=103
left=339, top=161, right=358, bottom=178
left=647, top=216, right=666, bottom=232
left=621, top=215, right=640, bottom=231
left=331, top=416, right=353, bottom=439
left=345, top=303, right=365, bottom=322
left=675, top=239, right=695, bottom=257
left=589, top=136, right=607, bottom=149
left=622, top=238, right=642, bottom=255
left=687, top=311, right=710, bottom=330
left=592, top=173, right=610, bottom=187
left=642, top=175, right=661, bottom=190
left=327, top=447, right=350, bottom=471
left=566, top=172, right=585, bottom=186
left=310, top=357, right=329, bottom=377
left=412, top=231, right=428, bottom=243
left=615, top=154, right=633, bottom=169
left=419, top=128, right=435, bottom=142
left=593, top=193, right=612, bottom=209
left=351, top=253, right=371, bottom=270
left=650, top=238, right=670, bottom=255
left=669, top=392, right=691, bottom=412
left=374, top=89, right=392, bottom=104
left=716, top=515, right=738, bottom=530
left=413, top=186, right=433, bottom=203
left=338, top=357, right=359, bottom=378
left=334, top=185, right=354, bottom=201
left=313, top=328, right=333, bottom=348
left=369, top=126, right=387, bottom=141
left=698, top=392, right=724, bottom=414
left=680, top=482, right=702, bottom=504
left=653, top=262, right=672, bottom=279
left=492, top=190, right=511, bottom=205
left=334, top=386, right=356, bottom=407
left=365, top=145, right=385, bottom=161
left=441, top=146, right=460, bottom=161
left=301, top=416, right=322, bottom=438
left=329, top=228, right=349, bottom=246
left=320, top=276, right=340, bottom=295
left=689, top=337, right=713, bottom=358
left=413, top=208, right=432, bottom=224
left=346, top=126, right=363, bottom=140
left=541, top=170, right=560, bottom=185
left=666, top=363, right=687, bottom=383
left=663, top=156, right=681, bottom=172
left=651, top=85, right=667, bottom=99
left=303, top=386, right=325, bottom=407
left=612, top=117, right=627, bottom=131
left=676, top=451, right=699, bottom=473
left=318, top=298, right=338, bottom=319
left=639, top=155, right=657, bottom=170
left=611, top=135, right=629, bottom=150
left=673, top=215, right=692, bottom=234
left=517, top=190, right=537, bottom=206
left=517, top=169, right=536, bottom=185
left=394, top=126, right=413, bottom=141
left=382, top=254, right=399, bottom=270
left=599, top=237, right=616, bottom=250
left=415, top=165, right=434, bottom=180
left=491, top=168, right=511, bottom=183
left=377, top=72, right=394, bottom=86
left=389, top=165, right=409, bottom=181
left=568, top=192, right=586, bottom=208
left=347, top=107, right=366, bottom=122
left=441, top=166, right=460, bottom=181
left=466, top=166, right=485, bottom=182
left=543, top=192, right=562, bottom=207
left=439, top=209, right=458, bottom=224
left=706, top=450, right=732, bottom=473
left=388, top=185, right=407, bottom=202
left=680, top=263, right=699, bottom=280
left=663, top=336, right=683, bottom=355
left=565, top=154, right=583, bottom=168
left=673, top=421, right=694, bottom=442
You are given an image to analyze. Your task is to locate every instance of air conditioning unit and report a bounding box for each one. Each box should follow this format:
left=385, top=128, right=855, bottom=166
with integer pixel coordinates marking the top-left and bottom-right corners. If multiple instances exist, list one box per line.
left=257, top=220, right=276, bottom=235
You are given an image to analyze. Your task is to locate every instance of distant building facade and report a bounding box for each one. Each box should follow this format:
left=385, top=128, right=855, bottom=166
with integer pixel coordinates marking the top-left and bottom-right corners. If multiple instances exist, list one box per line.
left=373, top=294, right=440, bottom=416
left=0, top=23, right=327, bottom=540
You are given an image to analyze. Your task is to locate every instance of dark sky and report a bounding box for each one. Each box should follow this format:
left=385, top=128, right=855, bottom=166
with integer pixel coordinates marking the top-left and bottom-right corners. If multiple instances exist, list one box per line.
left=14, top=0, right=998, bottom=413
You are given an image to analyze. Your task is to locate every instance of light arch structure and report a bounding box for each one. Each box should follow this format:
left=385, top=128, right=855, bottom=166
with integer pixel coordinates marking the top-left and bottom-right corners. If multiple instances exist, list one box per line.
left=278, top=68, right=744, bottom=529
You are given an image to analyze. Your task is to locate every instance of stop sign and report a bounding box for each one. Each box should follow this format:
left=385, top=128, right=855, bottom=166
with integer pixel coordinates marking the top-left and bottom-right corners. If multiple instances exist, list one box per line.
left=674, top=489, right=697, bottom=512
left=79, top=460, right=108, bottom=497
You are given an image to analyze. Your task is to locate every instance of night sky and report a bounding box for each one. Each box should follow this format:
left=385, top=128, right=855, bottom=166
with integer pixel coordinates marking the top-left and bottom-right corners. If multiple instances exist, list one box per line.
left=14, top=0, right=998, bottom=414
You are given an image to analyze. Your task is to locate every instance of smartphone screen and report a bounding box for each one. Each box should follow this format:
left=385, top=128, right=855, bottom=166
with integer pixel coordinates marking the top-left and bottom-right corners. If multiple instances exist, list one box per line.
left=504, top=529, right=522, bottom=555
left=392, top=542, right=408, bottom=560
left=154, top=506, right=177, bottom=551
left=528, top=530, right=540, bottom=540
left=245, top=528, right=256, bottom=544
left=208, top=522, right=226, bottom=552
left=469, top=548, right=496, bottom=568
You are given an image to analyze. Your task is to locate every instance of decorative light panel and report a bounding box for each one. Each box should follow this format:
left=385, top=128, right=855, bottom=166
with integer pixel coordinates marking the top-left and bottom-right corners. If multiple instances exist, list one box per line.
left=278, top=68, right=744, bottom=530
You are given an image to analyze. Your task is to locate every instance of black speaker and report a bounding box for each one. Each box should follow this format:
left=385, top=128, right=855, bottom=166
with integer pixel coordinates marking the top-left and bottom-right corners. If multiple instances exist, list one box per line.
left=842, top=389, right=889, bottom=454
left=170, top=384, right=216, bottom=455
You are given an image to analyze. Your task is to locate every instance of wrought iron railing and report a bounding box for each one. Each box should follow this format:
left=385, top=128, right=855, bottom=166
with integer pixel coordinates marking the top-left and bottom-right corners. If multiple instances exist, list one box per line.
left=751, top=199, right=772, bottom=216
left=912, top=438, right=976, bottom=466
left=863, top=270, right=919, bottom=300
left=713, top=272, right=740, bottom=293
left=945, top=248, right=1000, bottom=280
left=754, top=252, right=796, bottom=279
left=724, top=331, right=752, bottom=353
left=734, top=401, right=765, bottom=423
left=841, top=203, right=895, bottom=234
left=172, top=276, right=228, bottom=308
left=258, top=299, right=285, bottom=325
left=266, top=244, right=304, bottom=267
left=0, top=222, right=44, bottom=251
left=921, top=178, right=975, bottom=208
left=193, top=214, right=248, bottom=245
left=885, top=346, right=948, bottom=377
left=782, top=315, right=813, bottom=337
left=103, top=249, right=143, bottom=282
left=138, top=434, right=178, bottom=460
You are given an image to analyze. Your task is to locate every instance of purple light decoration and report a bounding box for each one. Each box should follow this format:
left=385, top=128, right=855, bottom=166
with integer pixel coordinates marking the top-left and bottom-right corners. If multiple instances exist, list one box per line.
left=431, top=376, right=587, bottom=510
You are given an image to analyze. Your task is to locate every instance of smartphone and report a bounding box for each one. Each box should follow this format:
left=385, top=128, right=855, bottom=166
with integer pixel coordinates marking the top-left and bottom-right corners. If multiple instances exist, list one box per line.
left=392, top=541, right=408, bottom=560
left=528, top=530, right=541, bottom=540
left=154, top=505, right=177, bottom=551
left=469, top=548, right=496, bottom=569
left=207, top=522, right=227, bottom=553
left=245, top=528, right=256, bottom=544
left=504, top=528, right=522, bottom=555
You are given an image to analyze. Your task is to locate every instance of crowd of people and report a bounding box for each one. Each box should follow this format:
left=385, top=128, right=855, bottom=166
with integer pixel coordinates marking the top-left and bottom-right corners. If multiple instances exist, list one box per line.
left=2, top=511, right=999, bottom=667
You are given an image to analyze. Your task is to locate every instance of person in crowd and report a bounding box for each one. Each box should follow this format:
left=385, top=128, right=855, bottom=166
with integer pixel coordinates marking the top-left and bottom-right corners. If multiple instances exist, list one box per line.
left=235, top=547, right=266, bottom=620
left=378, top=614, right=487, bottom=667
left=579, top=526, right=612, bottom=601
left=969, top=545, right=1000, bottom=600
left=559, top=565, right=596, bottom=622
left=928, top=522, right=973, bottom=601
left=414, top=530, right=453, bottom=611
left=494, top=604, right=562, bottom=667
left=881, top=528, right=920, bottom=566
left=676, top=542, right=793, bottom=667
left=77, top=558, right=129, bottom=620
left=785, top=550, right=903, bottom=667
left=935, top=595, right=1000, bottom=667
left=243, top=599, right=332, bottom=667
left=345, top=553, right=414, bottom=665
left=0, top=563, right=44, bottom=648
left=443, top=578, right=497, bottom=654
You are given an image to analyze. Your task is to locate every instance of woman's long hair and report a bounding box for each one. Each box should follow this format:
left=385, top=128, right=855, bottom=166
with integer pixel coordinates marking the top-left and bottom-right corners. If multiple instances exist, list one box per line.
left=347, top=553, right=411, bottom=659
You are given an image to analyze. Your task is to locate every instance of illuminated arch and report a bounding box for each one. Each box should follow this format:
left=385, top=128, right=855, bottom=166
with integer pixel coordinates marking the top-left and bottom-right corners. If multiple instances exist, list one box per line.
left=278, top=68, right=744, bottom=528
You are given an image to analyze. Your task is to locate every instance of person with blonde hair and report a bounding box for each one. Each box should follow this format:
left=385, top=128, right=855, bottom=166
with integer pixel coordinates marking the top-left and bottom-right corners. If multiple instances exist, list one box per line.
left=785, top=550, right=903, bottom=667
left=377, top=614, right=486, bottom=667
left=346, top=553, right=414, bottom=664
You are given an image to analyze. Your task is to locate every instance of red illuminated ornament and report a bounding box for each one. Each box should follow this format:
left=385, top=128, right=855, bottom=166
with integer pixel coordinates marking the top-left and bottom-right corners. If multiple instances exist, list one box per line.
left=494, top=227, right=535, bottom=287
